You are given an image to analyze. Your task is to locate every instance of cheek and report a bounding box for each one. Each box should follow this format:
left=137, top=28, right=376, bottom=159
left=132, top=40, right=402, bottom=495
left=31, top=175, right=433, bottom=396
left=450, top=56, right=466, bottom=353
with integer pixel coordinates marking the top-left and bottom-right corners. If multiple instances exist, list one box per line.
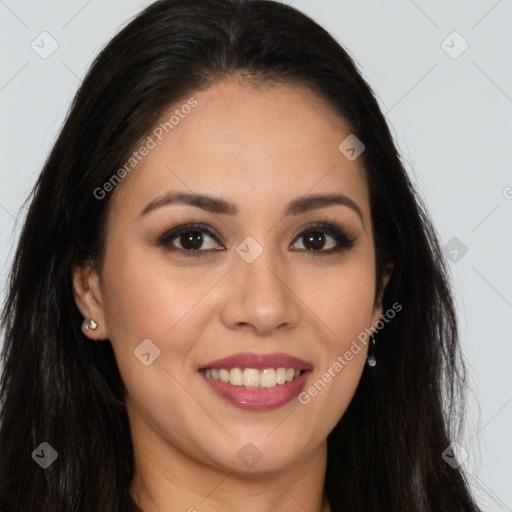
left=311, top=256, right=377, bottom=341
left=99, top=237, right=226, bottom=368
left=99, top=246, right=213, bottom=434
left=296, top=259, right=375, bottom=416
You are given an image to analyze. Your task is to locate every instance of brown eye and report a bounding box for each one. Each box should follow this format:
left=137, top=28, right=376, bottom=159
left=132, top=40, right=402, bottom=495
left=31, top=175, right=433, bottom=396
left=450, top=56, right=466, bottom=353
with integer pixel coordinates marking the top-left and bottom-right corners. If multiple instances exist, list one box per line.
left=290, top=223, right=356, bottom=255
left=177, top=230, right=206, bottom=251
left=158, top=223, right=224, bottom=256
left=298, top=230, right=332, bottom=251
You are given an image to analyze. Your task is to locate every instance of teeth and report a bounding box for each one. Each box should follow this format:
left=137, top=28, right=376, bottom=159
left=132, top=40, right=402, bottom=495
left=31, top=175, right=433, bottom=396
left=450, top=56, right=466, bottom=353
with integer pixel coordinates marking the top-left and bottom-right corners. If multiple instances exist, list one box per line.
left=203, top=367, right=304, bottom=388
left=230, top=368, right=243, bottom=386
left=260, top=368, right=276, bottom=388
left=276, top=367, right=287, bottom=385
left=243, top=368, right=260, bottom=387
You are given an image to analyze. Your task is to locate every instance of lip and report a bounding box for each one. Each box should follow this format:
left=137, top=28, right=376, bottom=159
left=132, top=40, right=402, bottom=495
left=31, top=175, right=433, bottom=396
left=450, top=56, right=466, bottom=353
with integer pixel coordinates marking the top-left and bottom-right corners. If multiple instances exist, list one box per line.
left=199, top=352, right=313, bottom=371
left=200, top=369, right=311, bottom=411
left=198, top=352, right=313, bottom=411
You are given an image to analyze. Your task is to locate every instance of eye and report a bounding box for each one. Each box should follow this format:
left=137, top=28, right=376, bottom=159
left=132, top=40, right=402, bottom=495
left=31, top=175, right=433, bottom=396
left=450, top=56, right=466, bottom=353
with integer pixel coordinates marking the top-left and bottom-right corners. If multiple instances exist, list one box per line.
left=290, top=222, right=356, bottom=255
left=158, top=223, right=224, bottom=256
left=157, top=221, right=356, bottom=257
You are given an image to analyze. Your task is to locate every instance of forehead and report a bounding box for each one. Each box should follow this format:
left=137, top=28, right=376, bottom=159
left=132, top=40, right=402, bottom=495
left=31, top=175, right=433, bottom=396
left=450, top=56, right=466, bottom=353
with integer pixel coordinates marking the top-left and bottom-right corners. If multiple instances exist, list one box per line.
left=109, top=79, right=369, bottom=223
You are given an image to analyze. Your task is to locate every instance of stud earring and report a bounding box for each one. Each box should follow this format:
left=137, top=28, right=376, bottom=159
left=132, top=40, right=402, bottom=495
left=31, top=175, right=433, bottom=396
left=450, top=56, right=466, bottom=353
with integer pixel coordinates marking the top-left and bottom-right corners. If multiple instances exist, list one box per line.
left=84, top=318, right=98, bottom=331
left=366, top=333, right=377, bottom=367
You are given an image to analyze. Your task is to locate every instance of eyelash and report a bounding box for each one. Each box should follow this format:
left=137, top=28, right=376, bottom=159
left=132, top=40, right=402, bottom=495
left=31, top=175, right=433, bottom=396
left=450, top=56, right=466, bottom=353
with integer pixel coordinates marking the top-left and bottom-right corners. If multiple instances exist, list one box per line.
left=157, top=220, right=356, bottom=258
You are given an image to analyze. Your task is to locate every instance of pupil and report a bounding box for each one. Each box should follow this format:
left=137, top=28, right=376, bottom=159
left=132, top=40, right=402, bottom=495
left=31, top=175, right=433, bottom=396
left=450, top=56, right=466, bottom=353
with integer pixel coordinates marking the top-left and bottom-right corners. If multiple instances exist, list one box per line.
left=304, top=231, right=325, bottom=250
left=181, top=231, right=203, bottom=250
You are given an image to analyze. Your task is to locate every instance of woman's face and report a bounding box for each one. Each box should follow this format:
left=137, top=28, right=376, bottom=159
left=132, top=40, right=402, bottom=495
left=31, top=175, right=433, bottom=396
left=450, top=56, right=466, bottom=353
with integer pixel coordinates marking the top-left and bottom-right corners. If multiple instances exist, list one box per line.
left=74, top=78, right=391, bottom=474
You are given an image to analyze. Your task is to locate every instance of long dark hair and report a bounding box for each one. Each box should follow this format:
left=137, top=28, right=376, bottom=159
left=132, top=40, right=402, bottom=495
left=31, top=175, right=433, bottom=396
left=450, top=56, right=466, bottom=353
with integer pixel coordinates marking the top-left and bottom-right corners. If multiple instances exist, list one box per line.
left=0, top=0, right=481, bottom=510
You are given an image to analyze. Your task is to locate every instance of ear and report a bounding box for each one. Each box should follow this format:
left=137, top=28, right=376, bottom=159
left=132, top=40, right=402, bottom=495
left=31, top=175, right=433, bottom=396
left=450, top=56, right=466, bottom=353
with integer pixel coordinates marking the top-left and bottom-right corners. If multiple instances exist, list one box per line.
left=371, top=262, right=394, bottom=326
left=71, top=262, right=109, bottom=340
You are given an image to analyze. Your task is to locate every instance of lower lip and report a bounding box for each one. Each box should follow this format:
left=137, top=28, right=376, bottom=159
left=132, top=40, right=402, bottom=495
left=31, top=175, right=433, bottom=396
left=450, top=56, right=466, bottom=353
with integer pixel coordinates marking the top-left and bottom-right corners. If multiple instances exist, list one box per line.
left=200, top=370, right=311, bottom=411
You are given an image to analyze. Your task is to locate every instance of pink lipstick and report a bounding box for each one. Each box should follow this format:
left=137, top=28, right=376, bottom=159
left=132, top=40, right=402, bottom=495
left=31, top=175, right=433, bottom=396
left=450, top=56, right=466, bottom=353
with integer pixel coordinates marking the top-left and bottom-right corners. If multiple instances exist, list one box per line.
left=199, top=352, right=312, bottom=411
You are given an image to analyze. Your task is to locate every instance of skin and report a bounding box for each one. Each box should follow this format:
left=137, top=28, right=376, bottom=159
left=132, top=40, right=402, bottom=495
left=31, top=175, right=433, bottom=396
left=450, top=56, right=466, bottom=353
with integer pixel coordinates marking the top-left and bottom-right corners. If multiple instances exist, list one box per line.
left=73, top=77, right=392, bottom=512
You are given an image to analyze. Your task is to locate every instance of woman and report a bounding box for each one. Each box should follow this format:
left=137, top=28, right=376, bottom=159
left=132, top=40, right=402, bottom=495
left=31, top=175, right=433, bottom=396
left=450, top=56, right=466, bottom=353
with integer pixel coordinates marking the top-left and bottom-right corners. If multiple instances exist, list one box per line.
left=0, top=0, right=482, bottom=510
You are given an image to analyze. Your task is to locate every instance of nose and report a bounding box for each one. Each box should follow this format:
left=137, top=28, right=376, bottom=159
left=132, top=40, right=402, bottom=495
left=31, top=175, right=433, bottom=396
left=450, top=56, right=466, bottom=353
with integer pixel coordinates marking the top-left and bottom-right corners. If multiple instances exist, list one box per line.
left=219, top=244, right=302, bottom=337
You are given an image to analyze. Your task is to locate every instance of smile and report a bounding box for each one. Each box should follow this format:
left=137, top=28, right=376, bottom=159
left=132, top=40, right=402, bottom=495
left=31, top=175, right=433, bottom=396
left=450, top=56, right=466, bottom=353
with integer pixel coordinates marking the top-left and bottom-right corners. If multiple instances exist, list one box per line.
left=198, top=352, right=313, bottom=411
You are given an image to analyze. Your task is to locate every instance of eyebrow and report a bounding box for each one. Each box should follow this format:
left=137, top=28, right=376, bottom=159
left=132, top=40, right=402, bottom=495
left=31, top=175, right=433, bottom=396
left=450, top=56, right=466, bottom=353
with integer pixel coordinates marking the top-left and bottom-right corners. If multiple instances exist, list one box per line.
left=139, top=191, right=364, bottom=223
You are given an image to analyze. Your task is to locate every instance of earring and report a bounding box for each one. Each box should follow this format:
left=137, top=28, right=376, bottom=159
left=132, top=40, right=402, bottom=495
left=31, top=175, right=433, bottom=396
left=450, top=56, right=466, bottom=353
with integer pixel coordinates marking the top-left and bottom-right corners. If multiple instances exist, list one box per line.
left=84, top=318, right=98, bottom=331
left=366, top=333, right=376, bottom=367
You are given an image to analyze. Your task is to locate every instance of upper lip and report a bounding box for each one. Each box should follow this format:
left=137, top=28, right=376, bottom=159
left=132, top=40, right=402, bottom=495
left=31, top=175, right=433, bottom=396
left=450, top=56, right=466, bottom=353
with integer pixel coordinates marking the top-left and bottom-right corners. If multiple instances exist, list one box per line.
left=199, top=352, right=313, bottom=371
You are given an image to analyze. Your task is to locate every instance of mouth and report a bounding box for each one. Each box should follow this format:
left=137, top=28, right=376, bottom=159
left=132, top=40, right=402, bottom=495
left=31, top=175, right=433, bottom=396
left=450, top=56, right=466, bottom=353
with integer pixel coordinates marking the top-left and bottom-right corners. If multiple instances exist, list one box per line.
left=198, top=352, right=312, bottom=411
left=199, top=367, right=306, bottom=388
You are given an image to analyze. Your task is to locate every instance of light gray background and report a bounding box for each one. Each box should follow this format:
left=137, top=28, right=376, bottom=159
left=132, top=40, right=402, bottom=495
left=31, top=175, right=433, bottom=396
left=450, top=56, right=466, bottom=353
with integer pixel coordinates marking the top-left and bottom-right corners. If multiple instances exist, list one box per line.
left=1, top=1, right=511, bottom=510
